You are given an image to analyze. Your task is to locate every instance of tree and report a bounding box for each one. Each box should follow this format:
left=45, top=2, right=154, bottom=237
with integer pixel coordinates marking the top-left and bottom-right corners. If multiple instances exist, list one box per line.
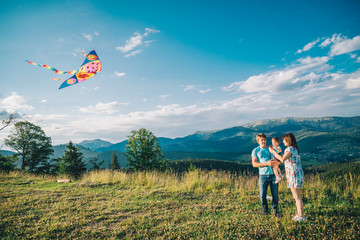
left=59, top=141, right=86, bottom=179
left=0, top=152, right=17, bottom=171
left=125, top=128, right=164, bottom=171
left=4, top=121, right=54, bottom=172
left=89, top=157, right=104, bottom=171
left=36, top=158, right=59, bottom=175
left=110, top=150, right=120, bottom=170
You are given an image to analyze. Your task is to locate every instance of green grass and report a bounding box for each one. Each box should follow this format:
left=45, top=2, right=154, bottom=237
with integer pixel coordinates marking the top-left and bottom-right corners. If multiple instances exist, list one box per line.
left=1, top=166, right=360, bottom=239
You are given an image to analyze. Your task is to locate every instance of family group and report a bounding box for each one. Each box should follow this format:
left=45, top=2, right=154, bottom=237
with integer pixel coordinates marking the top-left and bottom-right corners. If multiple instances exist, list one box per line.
left=251, top=133, right=306, bottom=221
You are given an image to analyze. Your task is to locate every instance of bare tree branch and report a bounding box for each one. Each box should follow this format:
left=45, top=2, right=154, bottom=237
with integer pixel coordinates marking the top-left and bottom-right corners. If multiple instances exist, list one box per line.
left=0, top=113, right=17, bottom=131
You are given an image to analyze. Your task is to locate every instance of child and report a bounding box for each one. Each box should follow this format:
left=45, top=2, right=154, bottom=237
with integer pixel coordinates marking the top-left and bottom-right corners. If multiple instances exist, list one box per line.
left=270, top=137, right=283, bottom=184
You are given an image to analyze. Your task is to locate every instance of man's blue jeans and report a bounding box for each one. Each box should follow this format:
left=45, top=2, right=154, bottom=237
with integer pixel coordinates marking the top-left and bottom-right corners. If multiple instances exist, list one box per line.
left=259, top=174, right=279, bottom=213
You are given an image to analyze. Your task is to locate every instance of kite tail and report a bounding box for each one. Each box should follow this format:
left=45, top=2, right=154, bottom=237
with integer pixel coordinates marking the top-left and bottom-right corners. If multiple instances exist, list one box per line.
left=82, top=49, right=88, bottom=56
left=25, top=60, right=78, bottom=74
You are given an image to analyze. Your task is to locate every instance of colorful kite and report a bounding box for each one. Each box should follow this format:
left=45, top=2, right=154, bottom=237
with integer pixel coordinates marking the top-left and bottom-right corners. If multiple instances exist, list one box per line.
left=26, top=50, right=102, bottom=89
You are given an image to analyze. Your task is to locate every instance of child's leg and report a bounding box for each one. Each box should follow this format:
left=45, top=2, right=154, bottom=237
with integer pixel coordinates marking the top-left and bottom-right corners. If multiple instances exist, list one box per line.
left=275, top=166, right=281, bottom=176
left=272, top=165, right=279, bottom=177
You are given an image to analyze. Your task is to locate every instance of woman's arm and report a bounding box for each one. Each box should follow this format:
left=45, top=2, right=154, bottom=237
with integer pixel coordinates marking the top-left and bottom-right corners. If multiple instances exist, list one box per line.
left=270, top=149, right=291, bottom=163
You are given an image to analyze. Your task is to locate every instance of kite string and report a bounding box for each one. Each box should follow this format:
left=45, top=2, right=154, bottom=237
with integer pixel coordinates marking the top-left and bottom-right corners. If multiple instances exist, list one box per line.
left=25, top=60, right=78, bottom=74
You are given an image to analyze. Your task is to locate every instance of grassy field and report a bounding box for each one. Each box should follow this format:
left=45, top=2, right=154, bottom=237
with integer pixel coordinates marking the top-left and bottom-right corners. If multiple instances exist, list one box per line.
left=1, top=165, right=360, bottom=239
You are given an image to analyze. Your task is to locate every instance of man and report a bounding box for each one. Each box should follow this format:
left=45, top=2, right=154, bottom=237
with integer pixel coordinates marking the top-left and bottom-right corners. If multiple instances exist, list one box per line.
left=251, top=133, right=280, bottom=216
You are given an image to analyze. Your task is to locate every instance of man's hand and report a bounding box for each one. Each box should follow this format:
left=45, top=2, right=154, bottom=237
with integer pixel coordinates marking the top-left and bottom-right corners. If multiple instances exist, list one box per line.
left=267, top=159, right=277, bottom=167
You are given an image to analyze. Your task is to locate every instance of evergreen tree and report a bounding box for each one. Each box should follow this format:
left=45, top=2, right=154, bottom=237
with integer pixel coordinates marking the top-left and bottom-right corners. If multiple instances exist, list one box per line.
left=125, top=128, right=164, bottom=171
left=59, top=141, right=86, bottom=179
left=36, top=158, right=59, bottom=175
left=89, top=157, right=104, bottom=171
left=110, top=150, right=120, bottom=170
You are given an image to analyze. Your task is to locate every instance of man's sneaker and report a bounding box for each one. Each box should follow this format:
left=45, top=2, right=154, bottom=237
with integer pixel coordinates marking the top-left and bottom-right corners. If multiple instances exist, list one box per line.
left=273, top=208, right=280, bottom=217
left=260, top=209, right=269, bottom=215
left=275, top=176, right=282, bottom=184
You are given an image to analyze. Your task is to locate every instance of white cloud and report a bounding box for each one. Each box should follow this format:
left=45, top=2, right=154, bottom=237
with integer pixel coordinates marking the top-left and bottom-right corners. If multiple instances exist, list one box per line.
left=319, top=33, right=344, bottom=47
left=184, top=85, right=196, bottom=91
left=79, top=101, right=129, bottom=114
left=112, top=71, right=126, bottom=77
left=317, top=34, right=360, bottom=56
left=82, top=31, right=99, bottom=42
left=116, top=32, right=143, bottom=52
left=83, top=33, right=93, bottom=42
left=199, top=89, right=211, bottom=94
left=144, top=28, right=160, bottom=35
left=349, top=54, right=357, bottom=59
left=116, top=28, right=160, bottom=57
left=344, top=70, right=360, bottom=89
left=330, top=35, right=360, bottom=56
left=160, top=94, right=170, bottom=99
left=28, top=113, right=69, bottom=122
left=345, top=77, right=360, bottom=89
left=223, top=56, right=330, bottom=93
left=184, top=85, right=211, bottom=94
left=124, top=49, right=143, bottom=58
left=296, top=38, right=320, bottom=54
left=0, top=92, right=34, bottom=113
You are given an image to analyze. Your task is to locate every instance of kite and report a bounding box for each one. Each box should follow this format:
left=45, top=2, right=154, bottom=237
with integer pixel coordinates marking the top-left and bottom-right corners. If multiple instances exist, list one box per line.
left=26, top=50, right=102, bottom=89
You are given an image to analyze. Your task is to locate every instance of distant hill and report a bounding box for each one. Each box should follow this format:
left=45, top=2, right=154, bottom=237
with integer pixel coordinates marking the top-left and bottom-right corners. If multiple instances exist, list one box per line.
left=78, top=139, right=113, bottom=151
left=0, top=150, right=15, bottom=156
left=95, top=141, right=128, bottom=152
left=87, top=116, right=359, bottom=153
left=52, top=116, right=360, bottom=167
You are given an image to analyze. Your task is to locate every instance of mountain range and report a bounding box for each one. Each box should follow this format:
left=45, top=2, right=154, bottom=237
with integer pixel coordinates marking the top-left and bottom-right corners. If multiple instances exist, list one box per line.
left=78, top=116, right=360, bottom=152
left=75, top=116, right=360, bottom=166
left=3, top=116, right=360, bottom=168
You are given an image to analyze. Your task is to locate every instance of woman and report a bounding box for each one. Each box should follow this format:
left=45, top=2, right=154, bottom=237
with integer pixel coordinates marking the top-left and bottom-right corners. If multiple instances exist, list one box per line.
left=269, top=133, right=306, bottom=221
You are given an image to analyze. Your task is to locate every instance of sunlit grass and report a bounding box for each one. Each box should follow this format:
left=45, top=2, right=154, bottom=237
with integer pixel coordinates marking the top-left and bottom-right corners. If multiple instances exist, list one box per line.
left=1, top=168, right=359, bottom=239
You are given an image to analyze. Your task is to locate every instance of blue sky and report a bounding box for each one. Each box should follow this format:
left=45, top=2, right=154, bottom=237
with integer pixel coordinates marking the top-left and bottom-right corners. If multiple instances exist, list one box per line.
left=1, top=0, right=360, bottom=145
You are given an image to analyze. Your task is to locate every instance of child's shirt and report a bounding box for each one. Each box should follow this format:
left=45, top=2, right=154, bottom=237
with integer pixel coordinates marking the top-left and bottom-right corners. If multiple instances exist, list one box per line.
left=273, top=145, right=282, bottom=154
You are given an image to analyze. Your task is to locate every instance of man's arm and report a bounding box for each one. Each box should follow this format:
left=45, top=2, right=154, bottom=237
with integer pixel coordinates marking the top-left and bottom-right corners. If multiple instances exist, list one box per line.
left=252, top=156, right=274, bottom=168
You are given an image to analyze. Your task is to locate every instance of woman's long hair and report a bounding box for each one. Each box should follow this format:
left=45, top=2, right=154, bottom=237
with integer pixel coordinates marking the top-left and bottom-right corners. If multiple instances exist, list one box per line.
left=282, top=133, right=300, bottom=153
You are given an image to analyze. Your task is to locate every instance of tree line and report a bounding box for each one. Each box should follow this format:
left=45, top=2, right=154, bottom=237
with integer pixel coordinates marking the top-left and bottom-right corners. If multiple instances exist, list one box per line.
left=1, top=121, right=166, bottom=178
